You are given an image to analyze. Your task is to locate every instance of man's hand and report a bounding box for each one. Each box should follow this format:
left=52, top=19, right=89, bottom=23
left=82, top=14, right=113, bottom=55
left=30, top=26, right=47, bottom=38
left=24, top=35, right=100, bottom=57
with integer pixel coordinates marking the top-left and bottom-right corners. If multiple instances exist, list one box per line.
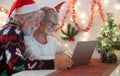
left=54, top=53, right=73, bottom=69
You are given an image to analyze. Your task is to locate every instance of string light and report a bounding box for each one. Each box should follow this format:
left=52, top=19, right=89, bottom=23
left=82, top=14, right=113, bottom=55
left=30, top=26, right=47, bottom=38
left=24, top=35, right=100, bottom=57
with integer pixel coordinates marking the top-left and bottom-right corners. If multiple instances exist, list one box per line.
left=64, top=44, right=69, bottom=47
left=81, top=20, right=86, bottom=25
left=114, top=3, right=120, bottom=10
left=116, top=0, right=120, bottom=29
left=80, top=13, right=87, bottom=19
left=72, top=0, right=105, bottom=31
left=0, top=7, right=8, bottom=14
left=103, top=0, right=109, bottom=4
left=0, top=7, right=8, bottom=27
left=55, top=0, right=106, bottom=32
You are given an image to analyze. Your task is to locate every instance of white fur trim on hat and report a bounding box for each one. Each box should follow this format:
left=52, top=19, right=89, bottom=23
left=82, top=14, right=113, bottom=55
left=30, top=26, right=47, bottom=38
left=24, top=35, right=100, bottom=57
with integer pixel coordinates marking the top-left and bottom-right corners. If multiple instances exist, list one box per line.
left=14, top=3, right=40, bottom=14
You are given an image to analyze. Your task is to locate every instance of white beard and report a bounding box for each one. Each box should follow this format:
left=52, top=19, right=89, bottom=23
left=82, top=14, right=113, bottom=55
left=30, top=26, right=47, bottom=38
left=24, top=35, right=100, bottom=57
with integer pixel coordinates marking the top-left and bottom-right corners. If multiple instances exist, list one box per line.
left=23, top=25, right=38, bottom=36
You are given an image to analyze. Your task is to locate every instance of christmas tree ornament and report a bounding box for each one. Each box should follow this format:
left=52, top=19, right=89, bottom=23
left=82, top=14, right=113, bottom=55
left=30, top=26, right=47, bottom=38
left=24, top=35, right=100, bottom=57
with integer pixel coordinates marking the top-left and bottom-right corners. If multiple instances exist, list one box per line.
left=100, top=52, right=109, bottom=63
left=61, top=24, right=78, bottom=41
left=108, top=53, right=117, bottom=63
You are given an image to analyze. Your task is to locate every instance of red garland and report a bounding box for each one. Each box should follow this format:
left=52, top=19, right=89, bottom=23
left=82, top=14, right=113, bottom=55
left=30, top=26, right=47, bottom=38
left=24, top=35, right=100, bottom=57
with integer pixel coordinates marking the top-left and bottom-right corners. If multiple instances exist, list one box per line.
left=97, top=0, right=105, bottom=22
left=118, top=22, right=120, bottom=30
left=55, top=0, right=106, bottom=32
left=72, top=0, right=96, bottom=31
left=0, top=7, right=8, bottom=14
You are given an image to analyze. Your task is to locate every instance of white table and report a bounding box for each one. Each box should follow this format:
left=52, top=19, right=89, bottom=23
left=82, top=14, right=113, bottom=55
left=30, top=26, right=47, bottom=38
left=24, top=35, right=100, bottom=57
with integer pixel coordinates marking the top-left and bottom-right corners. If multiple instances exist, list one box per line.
left=110, top=64, right=120, bottom=76
left=12, top=70, right=56, bottom=76
left=12, top=64, right=120, bottom=76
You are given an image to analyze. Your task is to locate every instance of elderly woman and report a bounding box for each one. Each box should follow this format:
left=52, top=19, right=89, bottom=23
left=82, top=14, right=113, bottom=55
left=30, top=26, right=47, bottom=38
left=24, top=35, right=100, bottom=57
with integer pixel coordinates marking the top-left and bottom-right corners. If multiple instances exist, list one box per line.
left=0, top=0, right=73, bottom=76
left=24, top=7, right=72, bottom=60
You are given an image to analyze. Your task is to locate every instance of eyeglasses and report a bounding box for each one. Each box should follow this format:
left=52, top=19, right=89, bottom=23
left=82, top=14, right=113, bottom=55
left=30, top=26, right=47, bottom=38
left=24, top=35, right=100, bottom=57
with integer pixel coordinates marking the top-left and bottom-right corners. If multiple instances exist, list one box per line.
left=49, top=21, right=58, bottom=26
left=48, top=21, right=58, bottom=29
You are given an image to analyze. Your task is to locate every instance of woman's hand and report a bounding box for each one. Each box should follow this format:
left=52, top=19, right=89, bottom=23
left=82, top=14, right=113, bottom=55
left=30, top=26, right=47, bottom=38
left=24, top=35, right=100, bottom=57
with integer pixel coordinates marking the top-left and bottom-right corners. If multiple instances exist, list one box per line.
left=54, top=53, right=73, bottom=69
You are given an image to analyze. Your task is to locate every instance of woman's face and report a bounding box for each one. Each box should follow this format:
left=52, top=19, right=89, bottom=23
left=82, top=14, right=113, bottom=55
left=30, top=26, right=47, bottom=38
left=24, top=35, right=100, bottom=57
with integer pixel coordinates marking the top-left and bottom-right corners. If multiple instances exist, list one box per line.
left=33, top=10, right=58, bottom=36
left=44, top=15, right=58, bottom=35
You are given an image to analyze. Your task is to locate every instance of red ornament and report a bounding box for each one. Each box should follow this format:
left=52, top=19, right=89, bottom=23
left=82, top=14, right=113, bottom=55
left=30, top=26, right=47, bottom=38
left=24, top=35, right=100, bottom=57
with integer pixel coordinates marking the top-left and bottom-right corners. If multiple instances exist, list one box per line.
left=67, top=36, right=75, bottom=41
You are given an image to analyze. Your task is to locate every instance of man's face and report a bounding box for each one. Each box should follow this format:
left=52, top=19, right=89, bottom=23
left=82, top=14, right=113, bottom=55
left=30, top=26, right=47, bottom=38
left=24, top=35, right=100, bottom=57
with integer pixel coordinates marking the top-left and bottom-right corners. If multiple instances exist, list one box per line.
left=23, top=11, right=41, bottom=35
left=31, top=12, right=41, bottom=33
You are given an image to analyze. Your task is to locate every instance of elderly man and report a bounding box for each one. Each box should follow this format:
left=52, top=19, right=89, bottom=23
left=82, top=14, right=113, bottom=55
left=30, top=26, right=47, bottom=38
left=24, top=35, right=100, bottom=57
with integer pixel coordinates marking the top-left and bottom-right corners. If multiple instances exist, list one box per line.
left=0, top=0, right=73, bottom=76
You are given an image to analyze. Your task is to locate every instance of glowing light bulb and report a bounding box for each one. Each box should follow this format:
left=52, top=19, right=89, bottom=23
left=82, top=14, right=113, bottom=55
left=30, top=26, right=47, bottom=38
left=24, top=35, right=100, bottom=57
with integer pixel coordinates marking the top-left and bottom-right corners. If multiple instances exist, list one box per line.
left=94, top=5, right=99, bottom=11
left=62, top=24, right=67, bottom=30
left=0, top=7, right=8, bottom=27
left=70, top=16, right=73, bottom=21
left=80, top=13, right=87, bottom=19
left=81, top=37, right=88, bottom=41
left=103, top=0, right=109, bottom=4
left=81, top=20, right=86, bottom=25
left=83, top=32, right=89, bottom=36
left=76, top=1, right=81, bottom=6
left=64, top=44, right=68, bottom=47
left=115, top=3, right=120, bottom=10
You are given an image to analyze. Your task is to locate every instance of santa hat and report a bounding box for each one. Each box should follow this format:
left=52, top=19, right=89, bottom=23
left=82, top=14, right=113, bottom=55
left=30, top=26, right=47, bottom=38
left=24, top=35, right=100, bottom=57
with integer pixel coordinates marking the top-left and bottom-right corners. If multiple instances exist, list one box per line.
left=42, top=1, right=65, bottom=13
left=8, top=0, right=40, bottom=17
left=55, top=1, right=65, bottom=12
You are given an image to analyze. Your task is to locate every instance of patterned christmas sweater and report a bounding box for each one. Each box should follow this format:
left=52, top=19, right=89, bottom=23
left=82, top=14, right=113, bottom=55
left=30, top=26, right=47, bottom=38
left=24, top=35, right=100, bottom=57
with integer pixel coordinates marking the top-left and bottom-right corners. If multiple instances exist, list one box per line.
left=0, top=23, right=54, bottom=76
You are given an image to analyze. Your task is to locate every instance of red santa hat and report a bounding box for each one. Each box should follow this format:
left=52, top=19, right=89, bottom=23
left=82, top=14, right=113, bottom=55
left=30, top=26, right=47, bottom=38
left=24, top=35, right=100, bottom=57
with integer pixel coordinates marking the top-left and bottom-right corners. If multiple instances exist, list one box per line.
left=42, top=1, right=65, bottom=13
left=8, top=0, right=40, bottom=17
left=55, top=1, right=65, bottom=12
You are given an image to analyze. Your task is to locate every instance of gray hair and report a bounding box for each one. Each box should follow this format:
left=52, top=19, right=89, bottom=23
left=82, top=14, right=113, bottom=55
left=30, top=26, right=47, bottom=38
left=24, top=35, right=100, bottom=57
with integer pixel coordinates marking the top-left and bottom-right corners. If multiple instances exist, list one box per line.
left=40, top=7, right=58, bottom=23
left=8, top=10, right=41, bottom=26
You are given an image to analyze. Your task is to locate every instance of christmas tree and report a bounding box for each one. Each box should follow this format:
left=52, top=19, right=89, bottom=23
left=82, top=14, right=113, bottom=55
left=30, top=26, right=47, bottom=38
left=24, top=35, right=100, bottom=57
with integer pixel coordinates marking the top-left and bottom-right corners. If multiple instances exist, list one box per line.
left=96, top=13, right=120, bottom=63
